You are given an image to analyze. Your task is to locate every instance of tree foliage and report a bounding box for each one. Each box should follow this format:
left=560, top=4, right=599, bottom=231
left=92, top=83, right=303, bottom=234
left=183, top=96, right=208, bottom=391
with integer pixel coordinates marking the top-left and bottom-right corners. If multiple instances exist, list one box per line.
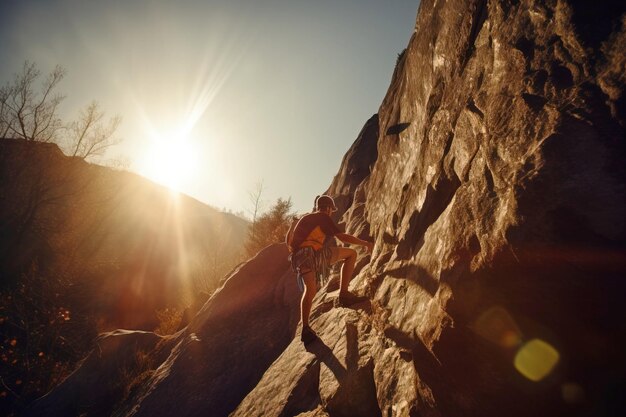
left=245, top=197, right=293, bottom=257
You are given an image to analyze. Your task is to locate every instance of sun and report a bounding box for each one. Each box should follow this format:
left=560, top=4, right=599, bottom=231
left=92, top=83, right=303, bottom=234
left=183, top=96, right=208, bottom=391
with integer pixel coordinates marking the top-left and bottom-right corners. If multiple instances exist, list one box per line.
left=139, top=136, right=197, bottom=191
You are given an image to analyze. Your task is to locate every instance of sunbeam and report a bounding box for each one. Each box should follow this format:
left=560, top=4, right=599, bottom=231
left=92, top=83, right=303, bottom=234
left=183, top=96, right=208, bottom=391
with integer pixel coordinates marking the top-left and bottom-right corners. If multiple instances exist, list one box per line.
left=130, top=15, right=249, bottom=194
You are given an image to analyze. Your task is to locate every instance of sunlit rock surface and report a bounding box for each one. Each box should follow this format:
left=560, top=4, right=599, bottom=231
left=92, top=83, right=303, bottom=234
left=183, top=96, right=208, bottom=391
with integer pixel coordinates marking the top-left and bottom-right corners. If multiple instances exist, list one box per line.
left=240, top=0, right=625, bottom=414
left=120, top=244, right=297, bottom=417
left=29, top=0, right=625, bottom=415
left=326, top=113, right=379, bottom=226
left=358, top=0, right=625, bottom=414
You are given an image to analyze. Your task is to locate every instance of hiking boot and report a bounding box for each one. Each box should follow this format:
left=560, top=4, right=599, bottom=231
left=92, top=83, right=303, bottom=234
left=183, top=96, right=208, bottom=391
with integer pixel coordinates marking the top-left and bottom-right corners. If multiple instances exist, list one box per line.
left=338, top=292, right=368, bottom=307
left=301, top=326, right=317, bottom=345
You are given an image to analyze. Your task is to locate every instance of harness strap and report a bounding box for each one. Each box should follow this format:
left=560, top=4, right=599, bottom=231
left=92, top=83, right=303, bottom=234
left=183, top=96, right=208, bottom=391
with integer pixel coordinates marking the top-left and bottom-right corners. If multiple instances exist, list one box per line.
left=290, top=242, right=333, bottom=290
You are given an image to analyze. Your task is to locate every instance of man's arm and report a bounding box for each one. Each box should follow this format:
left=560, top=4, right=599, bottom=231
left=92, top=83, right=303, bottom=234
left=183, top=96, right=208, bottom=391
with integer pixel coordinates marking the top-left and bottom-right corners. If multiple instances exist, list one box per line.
left=335, top=233, right=374, bottom=253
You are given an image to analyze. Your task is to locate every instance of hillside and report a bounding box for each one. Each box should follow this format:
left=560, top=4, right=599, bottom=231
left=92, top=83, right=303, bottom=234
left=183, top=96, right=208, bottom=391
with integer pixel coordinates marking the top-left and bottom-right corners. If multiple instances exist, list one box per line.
left=24, top=0, right=626, bottom=416
left=0, top=138, right=248, bottom=321
left=0, top=138, right=248, bottom=414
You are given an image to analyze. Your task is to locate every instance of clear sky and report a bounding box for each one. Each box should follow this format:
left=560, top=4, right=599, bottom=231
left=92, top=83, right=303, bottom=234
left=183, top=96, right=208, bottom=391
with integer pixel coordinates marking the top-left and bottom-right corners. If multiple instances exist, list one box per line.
left=0, top=0, right=419, bottom=215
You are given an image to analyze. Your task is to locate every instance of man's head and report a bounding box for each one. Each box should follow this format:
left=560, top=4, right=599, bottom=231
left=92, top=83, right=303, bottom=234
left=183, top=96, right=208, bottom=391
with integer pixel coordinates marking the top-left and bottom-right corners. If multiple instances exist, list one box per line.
left=315, top=195, right=337, bottom=214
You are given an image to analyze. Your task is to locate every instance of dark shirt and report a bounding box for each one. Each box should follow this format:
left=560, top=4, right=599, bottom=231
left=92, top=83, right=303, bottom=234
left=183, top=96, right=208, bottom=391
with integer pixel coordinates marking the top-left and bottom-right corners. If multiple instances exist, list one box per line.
left=291, top=212, right=341, bottom=251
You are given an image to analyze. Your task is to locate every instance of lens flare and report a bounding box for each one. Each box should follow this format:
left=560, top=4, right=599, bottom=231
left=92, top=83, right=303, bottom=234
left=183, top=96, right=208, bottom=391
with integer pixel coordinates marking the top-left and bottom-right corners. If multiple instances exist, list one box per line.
left=561, top=382, right=585, bottom=404
left=471, top=306, right=523, bottom=348
left=514, top=339, right=560, bottom=382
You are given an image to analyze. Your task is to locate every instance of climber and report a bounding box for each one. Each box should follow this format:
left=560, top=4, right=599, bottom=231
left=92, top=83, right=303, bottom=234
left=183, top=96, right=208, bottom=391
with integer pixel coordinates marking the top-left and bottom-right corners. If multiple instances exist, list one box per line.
left=287, top=195, right=374, bottom=344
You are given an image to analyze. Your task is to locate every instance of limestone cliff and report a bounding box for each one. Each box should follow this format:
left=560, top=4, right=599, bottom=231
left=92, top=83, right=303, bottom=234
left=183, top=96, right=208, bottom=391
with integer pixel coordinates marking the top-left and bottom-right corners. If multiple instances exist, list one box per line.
left=28, top=0, right=626, bottom=416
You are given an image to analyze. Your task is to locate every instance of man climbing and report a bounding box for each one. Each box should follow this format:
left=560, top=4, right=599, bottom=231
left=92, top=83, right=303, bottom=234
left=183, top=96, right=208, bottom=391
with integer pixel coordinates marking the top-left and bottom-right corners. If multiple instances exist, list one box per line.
left=288, top=195, right=374, bottom=344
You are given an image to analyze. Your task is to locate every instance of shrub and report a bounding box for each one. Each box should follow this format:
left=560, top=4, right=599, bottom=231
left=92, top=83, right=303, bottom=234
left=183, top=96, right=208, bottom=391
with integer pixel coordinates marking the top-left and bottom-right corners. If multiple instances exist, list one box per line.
left=245, top=198, right=294, bottom=257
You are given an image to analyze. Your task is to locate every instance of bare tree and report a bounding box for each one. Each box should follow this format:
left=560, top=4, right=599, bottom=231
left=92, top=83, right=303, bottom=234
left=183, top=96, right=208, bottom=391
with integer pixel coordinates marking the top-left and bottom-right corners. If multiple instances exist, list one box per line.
left=0, top=86, right=12, bottom=138
left=247, top=180, right=264, bottom=242
left=0, top=62, right=124, bottom=279
left=0, top=61, right=66, bottom=142
left=65, top=101, right=121, bottom=160
left=0, top=62, right=122, bottom=162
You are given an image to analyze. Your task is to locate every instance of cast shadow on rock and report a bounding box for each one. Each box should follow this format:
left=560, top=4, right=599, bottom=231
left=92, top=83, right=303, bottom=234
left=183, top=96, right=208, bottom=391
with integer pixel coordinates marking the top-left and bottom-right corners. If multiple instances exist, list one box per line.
left=386, top=122, right=411, bottom=135
left=310, top=298, right=336, bottom=320
left=395, top=173, right=461, bottom=260
left=305, top=321, right=362, bottom=382
left=310, top=294, right=373, bottom=323
left=305, top=336, right=347, bottom=381
left=383, top=325, right=453, bottom=413
left=386, top=264, right=440, bottom=296
left=344, top=322, right=359, bottom=371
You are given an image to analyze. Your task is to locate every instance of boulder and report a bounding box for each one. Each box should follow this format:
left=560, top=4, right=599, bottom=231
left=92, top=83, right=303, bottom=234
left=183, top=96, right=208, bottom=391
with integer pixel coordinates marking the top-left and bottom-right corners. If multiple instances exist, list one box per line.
left=26, top=330, right=164, bottom=417
left=117, top=244, right=298, bottom=417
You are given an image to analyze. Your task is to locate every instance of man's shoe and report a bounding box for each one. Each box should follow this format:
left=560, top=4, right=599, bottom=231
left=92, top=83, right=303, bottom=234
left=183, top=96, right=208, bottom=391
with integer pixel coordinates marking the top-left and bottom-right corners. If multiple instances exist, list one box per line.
left=301, top=326, right=317, bottom=344
left=338, top=292, right=368, bottom=307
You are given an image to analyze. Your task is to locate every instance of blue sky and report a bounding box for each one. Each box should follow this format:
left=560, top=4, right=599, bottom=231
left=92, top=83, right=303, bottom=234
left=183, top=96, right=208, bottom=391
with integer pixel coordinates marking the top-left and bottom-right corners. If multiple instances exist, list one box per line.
left=0, top=0, right=419, bottom=215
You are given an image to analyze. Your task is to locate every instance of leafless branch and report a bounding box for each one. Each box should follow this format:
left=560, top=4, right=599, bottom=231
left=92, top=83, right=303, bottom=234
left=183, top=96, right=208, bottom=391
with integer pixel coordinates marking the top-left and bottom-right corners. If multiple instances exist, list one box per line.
left=66, top=101, right=121, bottom=160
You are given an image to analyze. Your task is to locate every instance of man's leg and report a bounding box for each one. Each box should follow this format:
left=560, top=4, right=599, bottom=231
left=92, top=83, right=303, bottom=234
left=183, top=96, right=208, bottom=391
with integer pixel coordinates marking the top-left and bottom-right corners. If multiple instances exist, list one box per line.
left=300, top=269, right=317, bottom=328
left=330, top=247, right=357, bottom=296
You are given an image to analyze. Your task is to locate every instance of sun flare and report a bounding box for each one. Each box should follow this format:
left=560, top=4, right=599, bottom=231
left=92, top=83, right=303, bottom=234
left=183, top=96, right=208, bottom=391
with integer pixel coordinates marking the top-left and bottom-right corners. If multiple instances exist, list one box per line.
left=139, top=136, right=197, bottom=191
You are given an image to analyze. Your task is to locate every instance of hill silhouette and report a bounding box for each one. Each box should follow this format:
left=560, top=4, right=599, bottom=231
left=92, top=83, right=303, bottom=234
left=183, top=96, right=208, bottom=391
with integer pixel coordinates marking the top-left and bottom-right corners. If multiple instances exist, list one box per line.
left=0, top=138, right=248, bottom=413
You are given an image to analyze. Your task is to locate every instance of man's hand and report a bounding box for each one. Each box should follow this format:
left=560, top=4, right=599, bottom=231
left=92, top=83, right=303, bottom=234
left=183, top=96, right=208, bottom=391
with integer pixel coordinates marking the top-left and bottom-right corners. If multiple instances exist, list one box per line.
left=336, top=233, right=374, bottom=254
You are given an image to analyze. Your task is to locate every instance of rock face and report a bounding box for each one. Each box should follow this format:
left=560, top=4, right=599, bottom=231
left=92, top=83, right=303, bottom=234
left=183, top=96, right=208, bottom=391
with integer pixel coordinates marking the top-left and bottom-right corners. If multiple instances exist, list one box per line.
left=29, top=0, right=626, bottom=416
left=238, top=0, right=626, bottom=413
left=120, top=244, right=298, bottom=417
left=326, top=113, right=379, bottom=223
left=362, top=1, right=626, bottom=415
